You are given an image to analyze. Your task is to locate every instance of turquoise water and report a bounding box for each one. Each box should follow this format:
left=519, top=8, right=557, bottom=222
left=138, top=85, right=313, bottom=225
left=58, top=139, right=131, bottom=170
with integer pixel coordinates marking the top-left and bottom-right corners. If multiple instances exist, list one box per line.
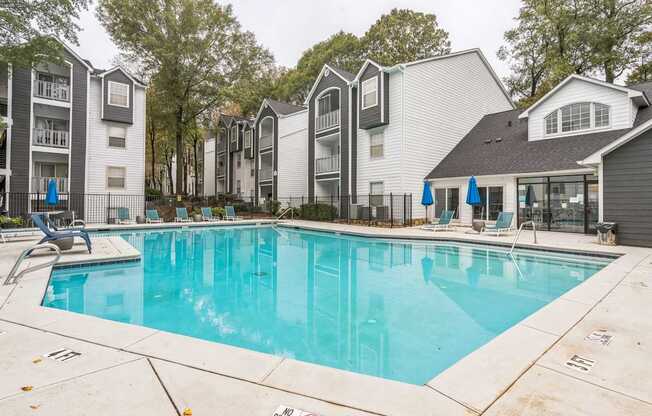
left=43, top=225, right=610, bottom=384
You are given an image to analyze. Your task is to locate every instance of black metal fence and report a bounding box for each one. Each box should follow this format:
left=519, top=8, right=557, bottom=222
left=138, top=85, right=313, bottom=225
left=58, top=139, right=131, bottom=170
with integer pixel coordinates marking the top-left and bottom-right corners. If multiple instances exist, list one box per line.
left=0, top=192, right=412, bottom=228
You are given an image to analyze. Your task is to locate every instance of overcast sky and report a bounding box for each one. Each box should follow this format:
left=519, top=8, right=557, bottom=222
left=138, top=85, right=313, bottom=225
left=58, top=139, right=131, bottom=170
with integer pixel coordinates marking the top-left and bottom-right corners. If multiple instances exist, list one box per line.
left=74, top=0, right=523, bottom=79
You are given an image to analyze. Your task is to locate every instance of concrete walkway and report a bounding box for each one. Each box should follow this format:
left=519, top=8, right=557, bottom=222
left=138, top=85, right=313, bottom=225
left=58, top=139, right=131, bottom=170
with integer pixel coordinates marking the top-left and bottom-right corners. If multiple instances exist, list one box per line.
left=0, top=222, right=651, bottom=415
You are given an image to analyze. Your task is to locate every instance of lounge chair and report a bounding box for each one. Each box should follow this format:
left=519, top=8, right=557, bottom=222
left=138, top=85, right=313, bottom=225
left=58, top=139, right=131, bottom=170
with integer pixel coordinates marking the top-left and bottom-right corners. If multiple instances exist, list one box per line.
left=224, top=205, right=242, bottom=221
left=146, top=209, right=163, bottom=223
left=201, top=207, right=219, bottom=222
left=31, top=214, right=92, bottom=253
left=115, top=207, right=132, bottom=224
left=175, top=207, right=192, bottom=222
left=422, top=210, right=455, bottom=231
left=482, top=212, right=514, bottom=236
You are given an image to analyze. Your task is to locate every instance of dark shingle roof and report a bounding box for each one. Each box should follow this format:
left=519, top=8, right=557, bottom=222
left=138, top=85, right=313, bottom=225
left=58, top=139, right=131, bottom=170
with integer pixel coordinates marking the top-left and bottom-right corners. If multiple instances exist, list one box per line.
left=329, top=65, right=356, bottom=82
left=267, top=99, right=306, bottom=116
left=427, top=82, right=652, bottom=180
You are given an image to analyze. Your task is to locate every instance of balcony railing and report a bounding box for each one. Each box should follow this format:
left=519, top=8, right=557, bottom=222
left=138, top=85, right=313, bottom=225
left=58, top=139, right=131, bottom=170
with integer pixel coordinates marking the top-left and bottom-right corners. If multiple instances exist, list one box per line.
left=33, top=128, right=69, bottom=149
left=217, top=140, right=226, bottom=153
left=217, top=166, right=225, bottom=177
left=31, top=176, right=68, bottom=193
left=316, top=110, right=340, bottom=132
left=259, top=168, right=273, bottom=181
left=259, top=134, right=273, bottom=150
left=34, top=80, right=70, bottom=102
left=315, top=154, right=340, bottom=174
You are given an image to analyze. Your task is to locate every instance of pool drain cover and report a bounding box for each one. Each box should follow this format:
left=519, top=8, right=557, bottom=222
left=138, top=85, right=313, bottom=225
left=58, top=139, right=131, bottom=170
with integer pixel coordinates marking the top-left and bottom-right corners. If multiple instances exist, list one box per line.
left=564, top=354, right=596, bottom=373
left=253, top=271, right=268, bottom=277
left=273, top=405, right=320, bottom=416
left=44, top=348, right=82, bottom=362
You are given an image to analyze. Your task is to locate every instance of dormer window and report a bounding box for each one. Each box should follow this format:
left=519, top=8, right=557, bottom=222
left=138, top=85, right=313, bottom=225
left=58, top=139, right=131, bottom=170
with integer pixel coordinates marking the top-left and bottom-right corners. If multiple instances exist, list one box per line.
left=108, top=81, right=129, bottom=108
left=361, top=77, right=378, bottom=110
left=544, top=102, right=610, bottom=136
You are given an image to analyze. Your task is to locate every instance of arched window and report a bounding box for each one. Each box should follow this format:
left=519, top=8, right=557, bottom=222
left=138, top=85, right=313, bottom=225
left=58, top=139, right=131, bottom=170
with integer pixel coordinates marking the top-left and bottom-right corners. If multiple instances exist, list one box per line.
left=259, top=117, right=273, bottom=149
left=544, top=102, right=610, bottom=135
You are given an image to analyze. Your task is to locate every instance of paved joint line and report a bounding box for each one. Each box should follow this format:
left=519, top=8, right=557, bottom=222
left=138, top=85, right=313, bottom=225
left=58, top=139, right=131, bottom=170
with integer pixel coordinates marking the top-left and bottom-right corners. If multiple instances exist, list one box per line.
left=0, top=284, right=18, bottom=310
left=423, top=384, right=480, bottom=415
left=259, top=357, right=285, bottom=384
left=536, top=363, right=652, bottom=406
left=147, top=358, right=182, bottom=416
left=0, top=357, right=143, bottom=402
left=121, top=330, right=160, bottom=350
left=519, top=323, right=561, bottom=337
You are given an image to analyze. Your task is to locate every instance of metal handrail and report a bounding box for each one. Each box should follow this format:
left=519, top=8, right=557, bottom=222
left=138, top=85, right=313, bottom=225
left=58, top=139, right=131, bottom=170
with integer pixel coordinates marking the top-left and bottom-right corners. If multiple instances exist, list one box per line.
left=509, top=221, right=537, bottom=254
left=3, top=243, right=61, bottom=285
left=276, top=206, right=294, bottom=220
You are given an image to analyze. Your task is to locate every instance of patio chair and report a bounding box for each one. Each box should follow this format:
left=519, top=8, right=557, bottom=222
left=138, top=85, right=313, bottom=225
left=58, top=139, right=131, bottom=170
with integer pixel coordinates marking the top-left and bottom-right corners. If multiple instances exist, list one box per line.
left=422, top=210, right=455, bottom=231
left=224, top=205, right=242, bottom=221
left=482, top=212, right=515, bottom=236
left=115, top=207, right=132, bottom=224
left=175, top=207, right=192, bottom=222
left=31, top=214, right=92, bottom=253
left=201, top=207, right=219, bottom=222
left=146, top=209, right=163, bottom=223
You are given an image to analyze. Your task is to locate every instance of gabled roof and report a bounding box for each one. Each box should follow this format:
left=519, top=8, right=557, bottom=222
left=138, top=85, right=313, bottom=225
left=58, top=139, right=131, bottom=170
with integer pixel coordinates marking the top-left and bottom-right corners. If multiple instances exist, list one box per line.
left=427, top=81, right=652, bottom=179
left=60, top=41, right=94, bottom=71
left=519, top=74, right=649, bottom=119
left=254, top=98, right=306, bottom=122
left=353, top=59, right=384, bottom=82
left=304, top=64, right=354, bottom=104
left=96, top=66, right=147, bottom=87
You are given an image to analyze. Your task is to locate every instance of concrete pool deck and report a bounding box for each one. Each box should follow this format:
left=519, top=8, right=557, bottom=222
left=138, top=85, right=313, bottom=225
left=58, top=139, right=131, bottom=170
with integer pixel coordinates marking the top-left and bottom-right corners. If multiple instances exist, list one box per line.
left=0, top=220, right=651, bottom=415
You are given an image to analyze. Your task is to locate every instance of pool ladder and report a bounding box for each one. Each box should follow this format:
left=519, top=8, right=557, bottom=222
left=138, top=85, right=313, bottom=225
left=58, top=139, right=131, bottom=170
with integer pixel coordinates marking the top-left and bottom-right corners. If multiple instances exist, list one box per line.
left=3, top=243, right=61, bottom=286
left=509, top=221, right=537, bottom=255
left=276, top=207, right=294, bottom=220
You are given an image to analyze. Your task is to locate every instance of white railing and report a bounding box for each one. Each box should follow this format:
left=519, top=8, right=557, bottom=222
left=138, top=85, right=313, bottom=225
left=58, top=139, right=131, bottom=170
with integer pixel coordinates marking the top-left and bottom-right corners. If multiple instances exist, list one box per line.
left=34, top=80, right=70, bottom=102
left=259, top=134, right=273, bottom=150
left=33, top=128, right=69, bottom=148
left=316, top=110, right=340, bottom=132
left=31, top=176, right=68, bottom=193
left=315, top=154, right=340, bottom=174
left=259, top=168, right=273, bottom=181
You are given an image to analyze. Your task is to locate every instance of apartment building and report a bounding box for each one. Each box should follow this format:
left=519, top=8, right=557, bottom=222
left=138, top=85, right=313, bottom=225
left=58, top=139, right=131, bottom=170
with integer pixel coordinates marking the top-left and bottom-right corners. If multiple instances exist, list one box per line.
left=0, top=42, right=146, bottom=220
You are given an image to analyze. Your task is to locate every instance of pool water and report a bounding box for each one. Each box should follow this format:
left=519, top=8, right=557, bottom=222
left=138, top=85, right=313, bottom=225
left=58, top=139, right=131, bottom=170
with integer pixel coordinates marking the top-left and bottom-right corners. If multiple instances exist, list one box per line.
left=43, top=226, right=610, bottom=384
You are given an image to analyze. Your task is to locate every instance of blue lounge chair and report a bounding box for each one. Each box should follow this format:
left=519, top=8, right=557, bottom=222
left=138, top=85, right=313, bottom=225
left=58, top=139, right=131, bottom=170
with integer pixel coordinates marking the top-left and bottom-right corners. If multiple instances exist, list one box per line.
left=32, top=214, right=92, bottom=253
left=116, top=207, right=132, bottom=224
left=224, top=205, right=242, bottom=221
left=482, top=212, right=514, bottom=236
left=201, top=207, right=219, bottom=222
left=175, top=207, right=192, bottom=222
left=146, top=209, right=162, bottom=223
left=422, top=210, right=455, bottom=231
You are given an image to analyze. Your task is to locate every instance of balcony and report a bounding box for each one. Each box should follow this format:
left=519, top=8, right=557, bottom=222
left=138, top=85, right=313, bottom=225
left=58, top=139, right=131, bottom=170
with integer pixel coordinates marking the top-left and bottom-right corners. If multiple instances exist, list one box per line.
left=32, top=176, right=68, bottom=193
left=34, top=80, right=70, bottom=102
left=217, top=140, right=226, bottom=153
left=259, top=134, right=273, bottom=150
left=33, top=128, right=69, bottom=149
left=217, top=166, right=225, bottom=177
left=316, top=110, right=340, bottom=132
left=259, top=168, right=273, bottom=181
left=315, top=154, right=340, bottom=174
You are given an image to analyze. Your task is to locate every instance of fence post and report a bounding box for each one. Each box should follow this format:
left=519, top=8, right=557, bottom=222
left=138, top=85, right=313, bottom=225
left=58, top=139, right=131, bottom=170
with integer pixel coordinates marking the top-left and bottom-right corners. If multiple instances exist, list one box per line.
left=403, top=193, right=406, bottom=226
left=106, top=193, right=111, bottom=224
left=368, top=193, right=371, bottom=226
left=390, top=193, right=394, bottom=228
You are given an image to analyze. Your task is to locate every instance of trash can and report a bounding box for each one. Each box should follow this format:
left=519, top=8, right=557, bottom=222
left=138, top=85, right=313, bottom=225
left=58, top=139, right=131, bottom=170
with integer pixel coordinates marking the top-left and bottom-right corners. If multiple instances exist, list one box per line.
left=596, top=222, right=617, bottom=246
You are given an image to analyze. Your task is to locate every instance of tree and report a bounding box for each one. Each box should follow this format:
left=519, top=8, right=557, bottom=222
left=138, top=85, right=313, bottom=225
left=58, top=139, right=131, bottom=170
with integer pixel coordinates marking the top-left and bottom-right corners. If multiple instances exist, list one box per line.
left=361, top=9, right=451, bottom=67
left=97, top=0, right=272, bottom=194
left=0, top=0, right=89, bottom=68
left=628, top=31, right=652, bottom=84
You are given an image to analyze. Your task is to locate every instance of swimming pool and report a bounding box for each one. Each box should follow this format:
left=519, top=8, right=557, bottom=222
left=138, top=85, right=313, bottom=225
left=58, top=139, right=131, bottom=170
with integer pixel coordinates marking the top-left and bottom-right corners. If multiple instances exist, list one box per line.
left=43, top=225, right=610, bottom=384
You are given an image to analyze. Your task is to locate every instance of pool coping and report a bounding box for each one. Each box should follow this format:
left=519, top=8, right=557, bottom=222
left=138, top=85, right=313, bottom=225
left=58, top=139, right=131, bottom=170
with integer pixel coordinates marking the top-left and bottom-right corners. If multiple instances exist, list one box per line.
left=1, top=221, right=649, bottom=415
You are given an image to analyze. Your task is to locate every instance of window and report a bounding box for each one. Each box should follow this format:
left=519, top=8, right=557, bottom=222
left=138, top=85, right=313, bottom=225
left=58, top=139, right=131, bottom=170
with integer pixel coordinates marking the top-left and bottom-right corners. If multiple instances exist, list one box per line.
left=361, top=77, right=378, bottom=109
left=237, top=157, right=241, bottom=168
left=250, top=168, right=255, bottom=177
left=434, top=188, right=459, bottom=218
left=545, top=111, right=558, bottom=134
left=108, top=125, right=126, bottom=148
left=231, top=126, right=238, bottom=146
left=244, top=130, right=252, bottom=148
left=318, top=94, right=331, bottom=115
left=472, top=186, right=504, bottom=221
left=260, top=117, right=273, bottom=148
left=370, top=132, right=384, bottom=158
left=369, top=181, right=384, bottom=206
left=561, top=102, right=590, bottom=132
left=594, top=103, right=610, bottom=128
left=106, top=166, right=126, bottom=189
left=236, top=179, right=241, bottom=195
left=108, top=81, right=129, bottom=107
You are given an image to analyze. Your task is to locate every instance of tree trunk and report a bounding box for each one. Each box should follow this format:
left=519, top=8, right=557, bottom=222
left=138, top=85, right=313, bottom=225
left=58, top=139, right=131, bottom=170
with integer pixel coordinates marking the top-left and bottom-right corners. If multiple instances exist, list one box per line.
left=604, top=62, right=615, bottom=83
left=193, top=138, right=199, bottom=196
left=166, top=152, right=174, bottom=196
left=149, top=124, right=157, bottom=190
left=175, top=107, right=184, bottom=195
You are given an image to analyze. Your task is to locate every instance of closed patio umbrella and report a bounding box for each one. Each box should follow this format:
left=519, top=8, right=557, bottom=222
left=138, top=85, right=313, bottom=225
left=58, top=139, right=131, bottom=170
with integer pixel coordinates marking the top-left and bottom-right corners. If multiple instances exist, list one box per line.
left=466, top=176, right=483, bottom=232
left=46, top=178, right=59, bottom=206
left=421, top=181, right=434, bottom=222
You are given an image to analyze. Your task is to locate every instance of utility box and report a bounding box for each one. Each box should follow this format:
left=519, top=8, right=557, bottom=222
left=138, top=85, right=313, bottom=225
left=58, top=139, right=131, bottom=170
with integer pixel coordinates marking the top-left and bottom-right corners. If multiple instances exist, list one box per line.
left=597, top=222, right=617, bottom=246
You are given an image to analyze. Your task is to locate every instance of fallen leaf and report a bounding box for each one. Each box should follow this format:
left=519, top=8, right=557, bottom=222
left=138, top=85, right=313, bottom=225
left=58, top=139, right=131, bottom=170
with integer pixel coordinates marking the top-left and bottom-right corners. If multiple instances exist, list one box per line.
left=183, top=408, right=192, bottom=416
left=21, top=386, right=33, bottom=392
left=29, top=404, right=40, bottom=410
left=32, top=358, right=42, bottom=364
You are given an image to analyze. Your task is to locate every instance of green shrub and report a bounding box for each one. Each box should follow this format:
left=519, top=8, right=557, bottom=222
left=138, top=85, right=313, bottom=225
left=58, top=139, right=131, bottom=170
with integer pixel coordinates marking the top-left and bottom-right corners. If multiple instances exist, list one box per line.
left=212, top=207, right=226, bottom=218
left=0, top=215, right=24, bottom=229
left=299, top=203, right=337, bottom=221
left=145, top=187, right=162, bottom=197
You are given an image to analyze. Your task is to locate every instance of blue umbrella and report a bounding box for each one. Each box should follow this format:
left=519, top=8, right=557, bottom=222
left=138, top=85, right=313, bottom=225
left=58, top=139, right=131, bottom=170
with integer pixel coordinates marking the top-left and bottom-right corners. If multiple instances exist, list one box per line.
left=466, top=176, right=482, bottom=206
left=46, top=178, right=59, bottom=205
left=421, top=181, right=434, bottom=220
